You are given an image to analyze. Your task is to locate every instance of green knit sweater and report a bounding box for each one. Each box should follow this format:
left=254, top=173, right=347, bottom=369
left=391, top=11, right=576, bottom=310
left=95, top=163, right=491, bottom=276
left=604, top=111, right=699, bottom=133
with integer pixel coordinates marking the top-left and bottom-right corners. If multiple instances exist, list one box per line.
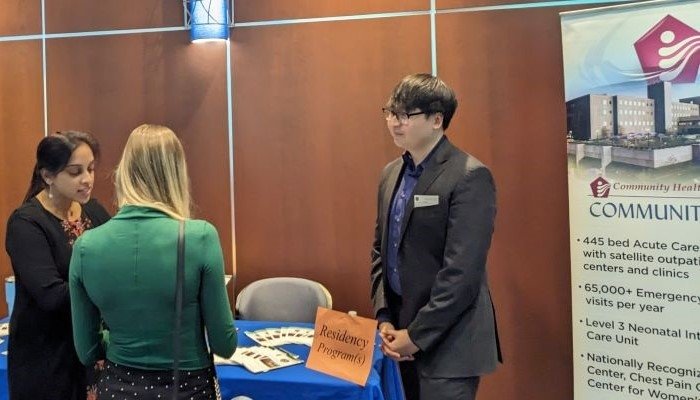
left=69, top=206, right=237, bottom=370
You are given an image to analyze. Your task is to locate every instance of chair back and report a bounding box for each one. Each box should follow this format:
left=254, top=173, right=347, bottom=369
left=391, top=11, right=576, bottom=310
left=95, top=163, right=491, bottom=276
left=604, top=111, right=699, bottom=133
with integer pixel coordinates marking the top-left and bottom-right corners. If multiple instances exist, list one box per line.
left=235, top=277, right=332, bottom=323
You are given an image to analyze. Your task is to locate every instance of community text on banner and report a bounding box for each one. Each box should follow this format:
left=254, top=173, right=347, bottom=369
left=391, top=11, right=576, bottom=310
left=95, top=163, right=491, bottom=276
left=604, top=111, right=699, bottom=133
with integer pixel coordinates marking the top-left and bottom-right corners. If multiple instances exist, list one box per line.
left=561, top=1, right=700, bottom=399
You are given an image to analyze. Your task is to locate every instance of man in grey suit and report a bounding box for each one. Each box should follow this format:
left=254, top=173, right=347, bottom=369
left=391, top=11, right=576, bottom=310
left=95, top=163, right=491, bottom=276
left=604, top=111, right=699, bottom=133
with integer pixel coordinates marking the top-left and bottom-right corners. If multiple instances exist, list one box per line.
left=370, top=73, right=502, bottom=400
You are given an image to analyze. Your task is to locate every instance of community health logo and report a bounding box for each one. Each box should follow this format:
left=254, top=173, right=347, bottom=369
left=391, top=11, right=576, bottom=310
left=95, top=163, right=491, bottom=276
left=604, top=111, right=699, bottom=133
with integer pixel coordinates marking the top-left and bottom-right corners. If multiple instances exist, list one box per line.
left=590, top=177, right=611, bottom=198
left=633, top=15, right=700, bottom=84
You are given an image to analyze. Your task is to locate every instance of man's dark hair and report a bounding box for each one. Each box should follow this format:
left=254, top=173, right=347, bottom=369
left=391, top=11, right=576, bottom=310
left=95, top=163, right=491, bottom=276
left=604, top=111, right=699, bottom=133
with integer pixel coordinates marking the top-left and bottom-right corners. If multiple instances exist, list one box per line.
left=385, top=73, right=458, bottom=130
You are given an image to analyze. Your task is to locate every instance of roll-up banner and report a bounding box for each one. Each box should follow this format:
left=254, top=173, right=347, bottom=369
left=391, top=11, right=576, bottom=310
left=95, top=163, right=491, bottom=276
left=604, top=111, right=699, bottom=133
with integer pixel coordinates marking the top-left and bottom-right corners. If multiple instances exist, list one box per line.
left=561, top=1, right=700, bottom=399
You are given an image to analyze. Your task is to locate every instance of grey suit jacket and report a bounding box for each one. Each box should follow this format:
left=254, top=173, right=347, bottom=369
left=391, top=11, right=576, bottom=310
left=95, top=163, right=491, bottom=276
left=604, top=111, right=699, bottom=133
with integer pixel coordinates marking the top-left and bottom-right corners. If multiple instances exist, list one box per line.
left=370, top=137, right=502, bottom=378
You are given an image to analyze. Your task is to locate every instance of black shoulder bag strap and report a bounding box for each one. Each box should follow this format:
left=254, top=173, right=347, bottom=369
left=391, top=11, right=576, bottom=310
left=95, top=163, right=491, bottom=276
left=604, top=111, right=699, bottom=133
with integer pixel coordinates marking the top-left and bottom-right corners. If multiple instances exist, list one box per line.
left=172, top=220, right=185, bottom=400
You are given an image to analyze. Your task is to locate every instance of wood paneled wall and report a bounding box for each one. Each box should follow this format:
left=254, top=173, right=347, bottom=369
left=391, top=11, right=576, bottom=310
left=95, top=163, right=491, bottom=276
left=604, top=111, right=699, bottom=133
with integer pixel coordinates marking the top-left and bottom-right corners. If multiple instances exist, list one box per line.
left=233, top=0, right=426, bottom=22
left=45, top=1, right=181, bottom=32
left=437, top=8, right=573, bottom=399
left=0, top=4, right=233, bottom=314
left=0, top=40, right=45, bottom=316
left=231, top=15, right=431, bottom=320
left=44, top=32, right=232, bottom=269
left=0, top=1, right=607, bottom=399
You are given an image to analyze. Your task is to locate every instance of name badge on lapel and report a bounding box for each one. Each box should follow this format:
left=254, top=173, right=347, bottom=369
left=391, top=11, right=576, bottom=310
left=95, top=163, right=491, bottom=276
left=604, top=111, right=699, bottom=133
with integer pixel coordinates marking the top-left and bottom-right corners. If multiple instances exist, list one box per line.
left=414, top=195, right=439, bottom=208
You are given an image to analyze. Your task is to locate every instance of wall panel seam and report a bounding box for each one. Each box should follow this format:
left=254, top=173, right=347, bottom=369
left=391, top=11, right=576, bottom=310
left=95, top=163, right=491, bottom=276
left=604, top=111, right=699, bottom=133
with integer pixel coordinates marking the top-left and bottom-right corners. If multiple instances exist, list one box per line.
left=0, top=0, right=631, bottom=42
left=226, top=39, right=237, bottom=280
left=436, top=0, right=630, bottom=14
left=42, top=0, right=47, bottom=136
left=431, top=0, right=437, bottom=76
left=232, top=11, right=430, bottom=28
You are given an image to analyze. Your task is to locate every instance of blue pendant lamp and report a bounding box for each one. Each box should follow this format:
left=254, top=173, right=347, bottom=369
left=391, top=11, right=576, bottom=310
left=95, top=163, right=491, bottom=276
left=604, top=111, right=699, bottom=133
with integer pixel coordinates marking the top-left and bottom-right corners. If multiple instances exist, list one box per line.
left=187, top=0, right=230, bottom=42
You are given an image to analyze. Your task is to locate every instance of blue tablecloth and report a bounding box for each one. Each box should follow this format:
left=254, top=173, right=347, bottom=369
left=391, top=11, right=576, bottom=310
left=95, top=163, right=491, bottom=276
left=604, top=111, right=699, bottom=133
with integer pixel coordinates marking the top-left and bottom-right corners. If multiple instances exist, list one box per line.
left=0, top=333, right=6, bottom=399
left=0, top=320, right=404, bottom=400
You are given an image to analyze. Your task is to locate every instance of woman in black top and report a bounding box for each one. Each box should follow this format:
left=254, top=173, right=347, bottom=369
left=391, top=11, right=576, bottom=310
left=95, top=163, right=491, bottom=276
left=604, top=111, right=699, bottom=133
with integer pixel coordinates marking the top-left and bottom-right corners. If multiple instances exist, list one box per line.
left=5, top=131, right=110, bottom=400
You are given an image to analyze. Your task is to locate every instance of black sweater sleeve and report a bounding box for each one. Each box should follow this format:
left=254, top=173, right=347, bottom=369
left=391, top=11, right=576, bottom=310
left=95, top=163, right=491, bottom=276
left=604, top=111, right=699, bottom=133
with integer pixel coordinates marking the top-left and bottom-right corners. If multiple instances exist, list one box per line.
left=6, top=212, right=69, bottom=312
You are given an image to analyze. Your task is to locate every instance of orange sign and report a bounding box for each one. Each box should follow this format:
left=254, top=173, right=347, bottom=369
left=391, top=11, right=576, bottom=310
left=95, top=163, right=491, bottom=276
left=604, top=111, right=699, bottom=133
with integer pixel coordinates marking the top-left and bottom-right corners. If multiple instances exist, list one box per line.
left=306, top=307, right=377, bottom=386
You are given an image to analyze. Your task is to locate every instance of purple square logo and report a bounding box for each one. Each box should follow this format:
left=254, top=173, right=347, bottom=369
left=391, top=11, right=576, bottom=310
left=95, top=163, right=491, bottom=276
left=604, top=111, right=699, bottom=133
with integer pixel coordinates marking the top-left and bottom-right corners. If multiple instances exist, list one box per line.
left=634, top=15, right=700, bottom=84
left=590, top=177, right=611, bottom=198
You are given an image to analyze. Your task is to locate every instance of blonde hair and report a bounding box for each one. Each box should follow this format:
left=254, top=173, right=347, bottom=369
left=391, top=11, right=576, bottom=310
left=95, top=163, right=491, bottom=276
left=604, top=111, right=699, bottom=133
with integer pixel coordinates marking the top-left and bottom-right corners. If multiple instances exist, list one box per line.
left=115, top=124, right=191, bottom=220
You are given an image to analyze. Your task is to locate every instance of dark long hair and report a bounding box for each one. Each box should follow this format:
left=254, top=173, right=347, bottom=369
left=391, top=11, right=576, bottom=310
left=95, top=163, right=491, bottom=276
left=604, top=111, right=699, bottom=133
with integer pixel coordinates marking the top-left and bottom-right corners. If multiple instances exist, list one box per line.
left=22, top=131, right=100, bottom=203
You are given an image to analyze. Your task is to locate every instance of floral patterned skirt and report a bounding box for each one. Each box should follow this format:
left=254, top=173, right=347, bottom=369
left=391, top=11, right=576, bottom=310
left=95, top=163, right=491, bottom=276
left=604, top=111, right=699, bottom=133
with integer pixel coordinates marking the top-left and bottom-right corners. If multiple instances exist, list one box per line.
left=87, top=360, right=105, bottom=400
left=95, top=360, right=221, bottom=399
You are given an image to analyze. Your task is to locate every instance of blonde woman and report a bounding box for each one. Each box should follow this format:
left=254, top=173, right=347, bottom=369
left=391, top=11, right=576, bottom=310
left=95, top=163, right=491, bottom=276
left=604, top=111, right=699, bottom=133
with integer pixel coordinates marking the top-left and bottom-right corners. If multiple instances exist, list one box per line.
left=69, top=124, right=237, bottom=399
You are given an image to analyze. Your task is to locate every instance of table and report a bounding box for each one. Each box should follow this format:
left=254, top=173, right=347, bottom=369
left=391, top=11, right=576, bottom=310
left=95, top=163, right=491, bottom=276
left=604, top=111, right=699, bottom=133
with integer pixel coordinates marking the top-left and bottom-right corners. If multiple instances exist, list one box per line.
left=0, top=332, right=5, bottom=399
left=0, top=320, right=405, bottom=400
left=219, top=321, right=404, bottom=400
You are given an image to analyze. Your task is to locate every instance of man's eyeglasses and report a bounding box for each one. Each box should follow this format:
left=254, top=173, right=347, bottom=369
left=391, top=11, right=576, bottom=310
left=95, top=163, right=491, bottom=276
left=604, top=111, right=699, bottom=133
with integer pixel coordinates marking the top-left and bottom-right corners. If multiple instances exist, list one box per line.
left=382, top=108, right=427, bottom=125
